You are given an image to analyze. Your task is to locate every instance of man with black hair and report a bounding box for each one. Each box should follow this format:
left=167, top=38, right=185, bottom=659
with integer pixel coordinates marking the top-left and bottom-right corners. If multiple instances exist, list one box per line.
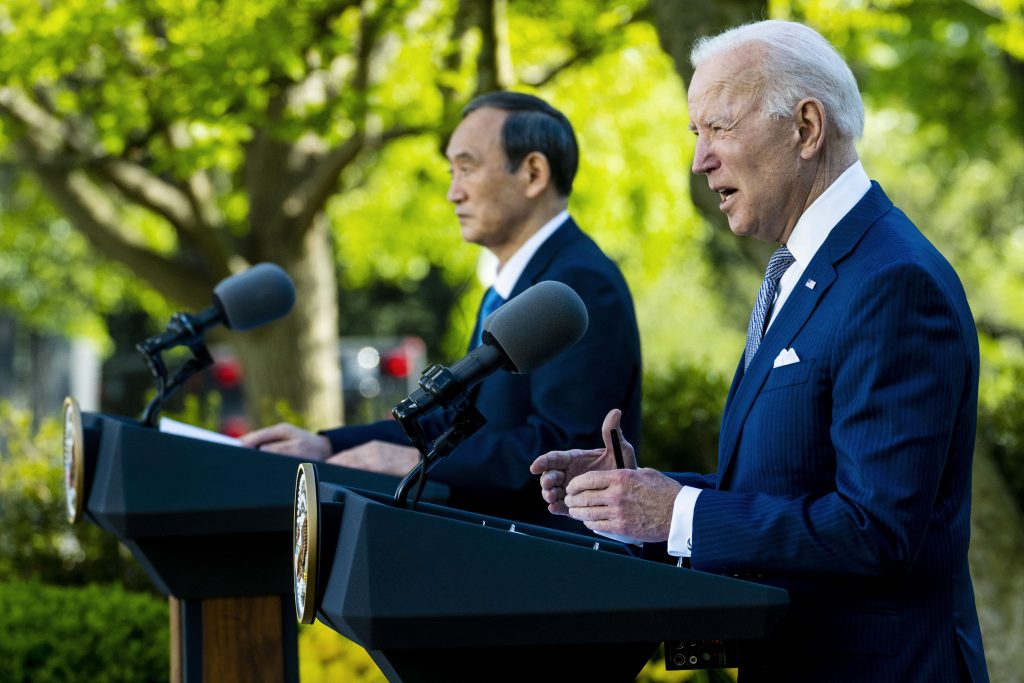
left=243, top=92, right=642, bottom=526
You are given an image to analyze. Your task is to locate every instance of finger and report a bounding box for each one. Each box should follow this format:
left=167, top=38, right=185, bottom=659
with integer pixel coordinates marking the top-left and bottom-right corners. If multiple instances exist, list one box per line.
left=541, top=486, right=564, bottom=505
left=601, top=411, right=639, bottom=470
left=583, top=519, right=629, bottom=536
left=531, top=448, right=599, bottom=474
left=539, top=470, right=565, bottom=491
left=259, top=441, right=304, bottom=457
left=530, top=450, right=573, bottom=474
left=547, top=501, right=570, bottom=516
left=599, top=409, right=623, bottom=453
left=567, top=504, right=612, bottom=522
left=564, top=486, right=611, bottom=510
left=239, top=423, right=289, bottom=448
left=565, top=470, right=613, bottom=496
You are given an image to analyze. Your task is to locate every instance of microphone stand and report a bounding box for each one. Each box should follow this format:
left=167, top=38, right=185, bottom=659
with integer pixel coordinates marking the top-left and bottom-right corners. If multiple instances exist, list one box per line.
left=391, top=362, right=487, bottom=509
left=393, top=405, right=486, bottom=510
left=137, top=311, right=216, bottom=427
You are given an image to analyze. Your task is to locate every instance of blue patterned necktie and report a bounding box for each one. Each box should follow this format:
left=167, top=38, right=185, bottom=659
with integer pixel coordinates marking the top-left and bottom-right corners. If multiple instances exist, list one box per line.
left=472, top=287, right=506, bottom=349
left=743, top=246, right=796, bottom=370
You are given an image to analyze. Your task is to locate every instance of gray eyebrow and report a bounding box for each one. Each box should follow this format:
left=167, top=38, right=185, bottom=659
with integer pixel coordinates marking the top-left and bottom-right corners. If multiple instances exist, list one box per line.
left=688, top=114, right=724, bottom=132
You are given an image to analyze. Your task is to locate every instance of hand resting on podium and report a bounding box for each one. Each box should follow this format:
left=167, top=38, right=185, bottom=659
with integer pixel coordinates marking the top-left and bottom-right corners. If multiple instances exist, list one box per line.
left=325, top=440, right=418, bottom=476
left=239, top=422, right=333, bottom=459
left=240, top=422, right=418, bottom=476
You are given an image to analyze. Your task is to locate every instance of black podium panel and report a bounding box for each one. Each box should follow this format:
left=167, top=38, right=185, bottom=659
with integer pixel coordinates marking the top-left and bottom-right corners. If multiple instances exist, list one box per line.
left=81, top=413, right=447, bottom=599
left=313, top=488, right=788, bottom=682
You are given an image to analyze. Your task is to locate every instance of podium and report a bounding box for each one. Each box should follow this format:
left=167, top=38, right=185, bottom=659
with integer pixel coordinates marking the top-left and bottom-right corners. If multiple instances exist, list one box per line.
left=296, top=467, right=789, bottom=683
left=63, top=401, right=447, bottom=682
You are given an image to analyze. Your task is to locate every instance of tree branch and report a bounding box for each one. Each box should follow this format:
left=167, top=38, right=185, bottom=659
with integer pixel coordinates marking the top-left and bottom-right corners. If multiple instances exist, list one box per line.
left=17, top=140, right=214, bottom=308
left=1, top=84, right=236, bottom=279
left=283, top=123, right=433, bottom=236
left=977, top=318, right=1024, bottom=345
left=520, top=7, right=649, bottom=89
left=519, top=43, right=601, bottom=88
left=474, top=0, right=503, bottom=95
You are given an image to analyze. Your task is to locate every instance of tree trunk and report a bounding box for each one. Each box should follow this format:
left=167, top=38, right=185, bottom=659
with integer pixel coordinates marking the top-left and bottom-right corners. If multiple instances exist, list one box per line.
left=233, top=215, right=342, bottom=431
left=646, top=0, right=773, bottom=314
left=647, top=0, right=765, bottom=233
left=969, top=444, right=1024, bottom=681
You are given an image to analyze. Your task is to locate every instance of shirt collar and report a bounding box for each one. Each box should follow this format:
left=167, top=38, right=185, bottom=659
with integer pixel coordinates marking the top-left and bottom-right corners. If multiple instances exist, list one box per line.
left=785, top=161, right=871, bottom=267
left=490, top=210, right=570, bottom=299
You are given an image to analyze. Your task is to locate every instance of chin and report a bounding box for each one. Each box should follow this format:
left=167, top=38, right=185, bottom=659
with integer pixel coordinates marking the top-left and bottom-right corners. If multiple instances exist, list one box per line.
left=726, top=220, right=753, bottom=238
left=460, top=226, right=481, bottom=244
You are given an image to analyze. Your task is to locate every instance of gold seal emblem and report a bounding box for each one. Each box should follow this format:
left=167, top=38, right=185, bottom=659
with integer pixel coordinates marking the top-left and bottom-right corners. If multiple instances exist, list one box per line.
left=293, top=462, right=319, bottom=624
left=62, top=396, right=85, bottom=524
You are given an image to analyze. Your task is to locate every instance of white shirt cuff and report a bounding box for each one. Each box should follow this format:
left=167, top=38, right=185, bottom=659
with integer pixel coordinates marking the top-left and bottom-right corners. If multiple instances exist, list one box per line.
left=667, top=486, right=701, bottom=557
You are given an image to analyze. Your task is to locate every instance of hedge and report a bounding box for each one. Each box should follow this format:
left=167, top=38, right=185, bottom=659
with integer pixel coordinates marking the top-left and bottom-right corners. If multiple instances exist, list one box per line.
left=0, top=580, right=167, bottom=683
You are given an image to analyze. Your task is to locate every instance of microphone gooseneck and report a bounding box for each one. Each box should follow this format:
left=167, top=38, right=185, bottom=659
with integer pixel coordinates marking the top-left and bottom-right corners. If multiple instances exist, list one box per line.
left=137, top=263, right=296, bottom=427
left=392, top=280, right=589, bottom=509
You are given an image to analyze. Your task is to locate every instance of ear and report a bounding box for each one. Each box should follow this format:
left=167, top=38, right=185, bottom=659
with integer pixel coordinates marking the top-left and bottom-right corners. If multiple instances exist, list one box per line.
left=520, top=151, right=553, bottom=199
left=795, top=98, right=827, bottom=160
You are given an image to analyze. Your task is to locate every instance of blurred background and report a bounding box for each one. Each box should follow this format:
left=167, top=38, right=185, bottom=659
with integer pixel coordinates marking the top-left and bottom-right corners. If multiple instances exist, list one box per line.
left=1, top=0, right=1022, bottom=681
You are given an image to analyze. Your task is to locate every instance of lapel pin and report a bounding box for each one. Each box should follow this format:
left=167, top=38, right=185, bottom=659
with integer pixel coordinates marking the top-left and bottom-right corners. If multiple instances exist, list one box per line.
left=805, top=279, right=816, bottom=290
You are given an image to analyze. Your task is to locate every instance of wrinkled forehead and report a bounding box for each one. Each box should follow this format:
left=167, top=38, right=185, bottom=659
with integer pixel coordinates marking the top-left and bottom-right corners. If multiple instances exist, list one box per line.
left=687, top=46, right=766, bottom=118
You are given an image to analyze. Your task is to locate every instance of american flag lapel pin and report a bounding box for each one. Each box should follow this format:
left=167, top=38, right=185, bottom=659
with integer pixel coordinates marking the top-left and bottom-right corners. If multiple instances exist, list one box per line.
left=805, top=279, right=816, bottom=290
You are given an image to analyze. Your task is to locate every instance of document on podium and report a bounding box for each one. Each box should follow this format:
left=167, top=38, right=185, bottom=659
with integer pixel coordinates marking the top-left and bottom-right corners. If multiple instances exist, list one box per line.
left=159, top=417, right=243, bottom=447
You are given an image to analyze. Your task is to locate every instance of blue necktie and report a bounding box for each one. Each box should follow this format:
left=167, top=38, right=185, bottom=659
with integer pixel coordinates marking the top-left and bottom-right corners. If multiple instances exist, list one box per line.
left=743, top=246, right=796, bottom=370
left=472, top=287, right=506, bottom=349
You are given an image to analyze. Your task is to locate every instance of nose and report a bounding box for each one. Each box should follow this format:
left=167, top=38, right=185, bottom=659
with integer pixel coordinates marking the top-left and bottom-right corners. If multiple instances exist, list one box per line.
left=447, top=176, right=465, bottom=204
left=691, top=137, right=718, bottom=175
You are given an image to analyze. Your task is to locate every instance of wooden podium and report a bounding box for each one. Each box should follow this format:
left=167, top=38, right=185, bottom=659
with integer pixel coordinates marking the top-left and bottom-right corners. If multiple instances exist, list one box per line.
left=295, top=466, right=789, bottom=683
left=63, top=401, right=447, bottom=682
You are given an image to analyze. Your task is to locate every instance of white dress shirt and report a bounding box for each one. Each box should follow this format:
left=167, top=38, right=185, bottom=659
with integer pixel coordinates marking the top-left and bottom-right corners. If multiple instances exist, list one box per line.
left=666, top=162, right=872, bottom=557
left=482, top=210, right=570, bottom=298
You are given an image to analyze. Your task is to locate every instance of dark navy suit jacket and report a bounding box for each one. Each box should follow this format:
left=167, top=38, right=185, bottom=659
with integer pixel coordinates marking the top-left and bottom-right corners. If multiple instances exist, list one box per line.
left=663, top=184, right=987, bottom=682
left=325, top=219, right=642, bottom=526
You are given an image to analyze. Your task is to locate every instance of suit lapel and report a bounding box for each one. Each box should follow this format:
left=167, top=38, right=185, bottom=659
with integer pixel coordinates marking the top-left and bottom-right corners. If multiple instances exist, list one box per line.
left=468, top=218, right=579, bottom=351
left=716, top=183, right=894, bottom=485
left=466, top=217, right=580, bottom=397
left=509, top=218, right=581, bottom=297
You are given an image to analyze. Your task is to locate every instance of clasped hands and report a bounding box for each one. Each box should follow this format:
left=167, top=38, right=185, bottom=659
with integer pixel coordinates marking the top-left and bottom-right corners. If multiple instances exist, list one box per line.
left=529, top=409, right=681, bottom=544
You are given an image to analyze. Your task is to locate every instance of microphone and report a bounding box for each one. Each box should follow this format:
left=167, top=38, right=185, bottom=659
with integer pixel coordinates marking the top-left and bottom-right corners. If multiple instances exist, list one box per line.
left=137, top=263, right=296, bottom=355
left=393, top=280, right=588, bottom=420
left=136, top=263, right=295, bottom=426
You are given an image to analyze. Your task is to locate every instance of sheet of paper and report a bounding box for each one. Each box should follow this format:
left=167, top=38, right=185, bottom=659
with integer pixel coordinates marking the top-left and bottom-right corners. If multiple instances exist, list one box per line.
left=159, top=416, right=243, bottom=447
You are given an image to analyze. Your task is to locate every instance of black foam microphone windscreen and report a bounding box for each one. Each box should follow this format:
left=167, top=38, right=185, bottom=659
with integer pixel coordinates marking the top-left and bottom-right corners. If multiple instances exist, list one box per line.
left=483, top=280, right=589, bottom=373
left=213, top=263, right=296, bottom=331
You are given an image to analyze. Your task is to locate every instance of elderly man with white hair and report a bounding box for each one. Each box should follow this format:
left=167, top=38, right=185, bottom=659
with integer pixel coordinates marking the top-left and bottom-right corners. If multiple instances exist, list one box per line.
left=532, top=19, right=988, bottom=682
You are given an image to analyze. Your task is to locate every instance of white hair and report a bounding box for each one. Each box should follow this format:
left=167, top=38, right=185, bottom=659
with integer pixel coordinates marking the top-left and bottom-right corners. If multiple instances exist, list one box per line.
left=690, top=20, right=864, bottom=142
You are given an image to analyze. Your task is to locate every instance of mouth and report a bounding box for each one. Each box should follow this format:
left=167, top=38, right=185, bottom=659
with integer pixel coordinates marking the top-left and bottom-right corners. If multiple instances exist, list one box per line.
left=712, top=186, right=737, bottom=209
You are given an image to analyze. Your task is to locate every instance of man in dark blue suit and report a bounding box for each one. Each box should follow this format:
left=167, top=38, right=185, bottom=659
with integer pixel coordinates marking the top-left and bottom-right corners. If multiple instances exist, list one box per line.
left=242, top=92, right=642, bottom=526
left=531, top=20, right=988, bottom=682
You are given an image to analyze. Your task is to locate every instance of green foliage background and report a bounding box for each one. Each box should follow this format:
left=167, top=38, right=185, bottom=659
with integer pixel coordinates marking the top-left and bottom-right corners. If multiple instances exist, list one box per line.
left=0, top=581, right=168, bottom=683
left=0, top=0, right=1022, bottom=680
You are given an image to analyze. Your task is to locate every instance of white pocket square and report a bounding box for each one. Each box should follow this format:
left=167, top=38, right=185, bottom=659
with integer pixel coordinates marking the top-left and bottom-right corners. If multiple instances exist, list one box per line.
left=772, top=347, right=800, bottom=368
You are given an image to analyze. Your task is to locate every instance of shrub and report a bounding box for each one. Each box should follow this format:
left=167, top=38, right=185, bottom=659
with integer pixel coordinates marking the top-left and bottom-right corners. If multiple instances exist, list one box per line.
left=0, top=402, right=152, bottom=590
left=0, top=580, right=167, bottom=683
left=978, top=361, right=1024, bottom=511
left=298, top=622, right=389, bottom=683
left=640, top=364, right=729, bottom=475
